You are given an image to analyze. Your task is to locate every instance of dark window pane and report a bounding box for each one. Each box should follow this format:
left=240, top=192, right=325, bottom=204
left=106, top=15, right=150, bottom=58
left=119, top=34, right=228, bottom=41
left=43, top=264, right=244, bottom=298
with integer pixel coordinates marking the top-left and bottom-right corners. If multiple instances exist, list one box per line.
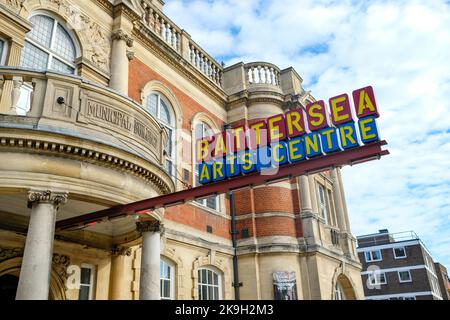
left=80, top=268, right=91, bottom=285
left=214, top=286, right=219, bottom=300
left=163, top=279, right=170, bottom=298
left=78, top=285, right=90, bottom=300
left=208, top=285, right=213, bottom=300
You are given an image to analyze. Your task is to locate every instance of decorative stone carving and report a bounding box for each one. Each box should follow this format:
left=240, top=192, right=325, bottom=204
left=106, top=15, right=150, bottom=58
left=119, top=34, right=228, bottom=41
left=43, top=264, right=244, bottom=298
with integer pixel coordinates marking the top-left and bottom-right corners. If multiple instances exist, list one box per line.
left=112, top=29, right=134, bottom=47
left=136, top=220, right=163, bottom=233
left=126, top=50, right=135, bottom=61
left=52, top=253, right=70, bottom=280
left=110, top=245, right=132, bottom=256
left=1, top=0, right=26, bottom=13
left=0, top=247, right=23, bottom=262
left=27, top=190, right=68, bottom=208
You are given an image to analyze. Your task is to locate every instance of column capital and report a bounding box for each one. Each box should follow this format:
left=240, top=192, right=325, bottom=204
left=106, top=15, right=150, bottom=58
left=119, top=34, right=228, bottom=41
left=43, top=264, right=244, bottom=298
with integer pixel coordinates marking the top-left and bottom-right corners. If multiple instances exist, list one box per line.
left=27, top=190, right=68, bottom=208
left=136, top=220, right=163, bottom=233
left=111, top=29, right=134, bottom=47
left=110, top=245, right=132, bottom=257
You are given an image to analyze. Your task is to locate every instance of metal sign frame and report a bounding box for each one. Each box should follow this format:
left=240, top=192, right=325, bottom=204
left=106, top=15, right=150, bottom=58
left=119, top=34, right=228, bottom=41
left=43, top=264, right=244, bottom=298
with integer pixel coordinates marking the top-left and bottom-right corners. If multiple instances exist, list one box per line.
left=56, top=140, right=389, bottom=231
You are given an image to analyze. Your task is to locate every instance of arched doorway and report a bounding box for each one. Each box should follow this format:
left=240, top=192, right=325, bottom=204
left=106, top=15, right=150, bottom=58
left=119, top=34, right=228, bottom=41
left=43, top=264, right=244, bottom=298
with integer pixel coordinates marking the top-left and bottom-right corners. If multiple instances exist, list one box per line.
left=0, top=274, right=19, bottom=300
left=334, top=274, right=357, bottom=300
left=0, top=257, right=67, bottom=300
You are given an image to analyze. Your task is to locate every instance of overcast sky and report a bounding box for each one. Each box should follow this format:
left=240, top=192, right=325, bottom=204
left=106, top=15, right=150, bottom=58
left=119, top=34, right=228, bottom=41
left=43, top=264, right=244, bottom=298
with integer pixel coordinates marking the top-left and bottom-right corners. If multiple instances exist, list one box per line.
left=164, top=0, right=450, bottom=268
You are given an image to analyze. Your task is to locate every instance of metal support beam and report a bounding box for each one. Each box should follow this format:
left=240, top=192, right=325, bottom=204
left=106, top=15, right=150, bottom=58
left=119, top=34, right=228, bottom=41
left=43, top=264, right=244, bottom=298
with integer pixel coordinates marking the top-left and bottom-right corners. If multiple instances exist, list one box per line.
left=56, top=140, right=389, bottom=231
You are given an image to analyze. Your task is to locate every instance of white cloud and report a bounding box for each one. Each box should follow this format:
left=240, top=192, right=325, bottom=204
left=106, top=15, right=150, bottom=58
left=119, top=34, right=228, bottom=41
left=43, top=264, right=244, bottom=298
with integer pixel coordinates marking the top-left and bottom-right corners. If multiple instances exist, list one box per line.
left=164, top=0, right=450, bottom=268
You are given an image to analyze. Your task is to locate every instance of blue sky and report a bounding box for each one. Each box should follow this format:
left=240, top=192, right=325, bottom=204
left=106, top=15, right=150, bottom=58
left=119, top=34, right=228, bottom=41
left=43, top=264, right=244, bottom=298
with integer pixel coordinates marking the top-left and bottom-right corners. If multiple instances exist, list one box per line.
left=164, top=0, right=450, bottom=268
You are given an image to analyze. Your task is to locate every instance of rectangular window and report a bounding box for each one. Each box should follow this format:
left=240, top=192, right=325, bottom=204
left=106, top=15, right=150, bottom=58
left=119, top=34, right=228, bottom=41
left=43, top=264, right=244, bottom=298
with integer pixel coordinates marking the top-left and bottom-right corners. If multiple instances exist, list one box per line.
left=393, top=247, right=407, bottom=259
left=404, top=296, right=416, bottom=300
left=0, top=39, right=4, bottom=64
left=369, top=272, right=387, bottom=285
left=365, top=250, right=382, bottom=262
left=78, top=264, right=95, bottom=300
left=398, top=270, right=412, bottom=283
left=317, top=184, right=329, bottom=224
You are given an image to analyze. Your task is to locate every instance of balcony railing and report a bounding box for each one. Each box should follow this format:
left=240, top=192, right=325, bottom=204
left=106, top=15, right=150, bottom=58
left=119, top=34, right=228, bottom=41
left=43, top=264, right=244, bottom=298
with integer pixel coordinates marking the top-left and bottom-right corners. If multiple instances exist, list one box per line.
left=245, top=62, right=281, bottom=87
left=140, top=1, right=223, bottom=88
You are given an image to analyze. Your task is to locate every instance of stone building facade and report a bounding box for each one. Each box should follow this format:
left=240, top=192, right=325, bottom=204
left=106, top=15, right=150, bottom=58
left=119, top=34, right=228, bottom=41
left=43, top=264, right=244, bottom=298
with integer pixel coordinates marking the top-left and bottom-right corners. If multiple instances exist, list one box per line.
left=0, top=0, right=364, bottom=300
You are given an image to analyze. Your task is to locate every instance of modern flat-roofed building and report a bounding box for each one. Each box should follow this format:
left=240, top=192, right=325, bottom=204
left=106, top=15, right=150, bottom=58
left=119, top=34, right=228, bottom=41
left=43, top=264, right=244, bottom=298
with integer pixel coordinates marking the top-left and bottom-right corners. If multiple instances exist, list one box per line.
left=357, top=229, right=444, bottom=300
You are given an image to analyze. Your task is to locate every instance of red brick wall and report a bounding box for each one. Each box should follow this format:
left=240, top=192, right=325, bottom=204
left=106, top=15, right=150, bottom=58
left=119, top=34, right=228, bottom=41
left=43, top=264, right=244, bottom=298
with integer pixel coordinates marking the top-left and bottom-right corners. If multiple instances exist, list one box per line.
left=128, top=58, right=305, bottom=241
left=129, top=58, right=224, bottom=131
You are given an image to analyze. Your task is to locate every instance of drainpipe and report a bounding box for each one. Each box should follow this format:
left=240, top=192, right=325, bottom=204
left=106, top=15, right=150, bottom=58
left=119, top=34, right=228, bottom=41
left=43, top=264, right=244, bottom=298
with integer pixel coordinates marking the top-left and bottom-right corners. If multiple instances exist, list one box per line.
left=224, top=123, right=241, bottom=300
left=228, top=190, right=241, bottom=300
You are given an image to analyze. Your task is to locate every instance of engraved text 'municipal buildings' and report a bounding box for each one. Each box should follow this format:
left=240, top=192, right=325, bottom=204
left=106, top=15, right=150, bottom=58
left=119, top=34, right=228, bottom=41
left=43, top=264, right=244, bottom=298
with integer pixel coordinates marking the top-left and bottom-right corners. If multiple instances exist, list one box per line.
left=0, top=0, right=364, bottom=300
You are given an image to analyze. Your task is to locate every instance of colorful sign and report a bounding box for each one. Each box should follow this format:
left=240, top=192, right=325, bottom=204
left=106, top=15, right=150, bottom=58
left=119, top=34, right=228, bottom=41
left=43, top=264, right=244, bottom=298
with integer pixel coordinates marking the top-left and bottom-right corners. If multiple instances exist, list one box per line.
left=197, top=86, right=380, bottom=185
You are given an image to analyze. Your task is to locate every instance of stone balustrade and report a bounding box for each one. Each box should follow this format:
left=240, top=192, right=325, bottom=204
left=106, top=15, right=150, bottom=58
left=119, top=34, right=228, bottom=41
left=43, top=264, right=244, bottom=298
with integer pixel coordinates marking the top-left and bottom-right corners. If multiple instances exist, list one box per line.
left=141, top=3, right=182, bottom=53
left=188, top=41, right=223, bottom=87
left=140, top=1, right=223, bottom=88
left=245, top=62, right=281, bottom=87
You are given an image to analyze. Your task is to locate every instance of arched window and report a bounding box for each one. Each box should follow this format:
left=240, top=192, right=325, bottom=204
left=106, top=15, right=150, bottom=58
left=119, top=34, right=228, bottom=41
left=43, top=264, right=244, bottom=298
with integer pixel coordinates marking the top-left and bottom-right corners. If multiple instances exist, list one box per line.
left=20, top=14, right=78, bottom=74
left=194, top=121, right=219, bottom=210
left=334, top=282, right=346, bottom=300
left=145, top=93, right=176, bottom=177
left=160, top=259, right=175, bottom=300
left=198, top=267, right=222, bottom=300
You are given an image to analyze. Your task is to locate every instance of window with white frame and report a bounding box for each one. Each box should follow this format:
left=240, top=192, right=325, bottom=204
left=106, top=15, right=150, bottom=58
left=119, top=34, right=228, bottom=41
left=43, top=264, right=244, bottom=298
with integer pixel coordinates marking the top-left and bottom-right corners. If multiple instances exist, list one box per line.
left=364, top=250, right=382, bottom=262
left=21, top=14, right=78, bottom=74
left=317, top=183, right=330, bottom=225
left=368, top=272, right=387, bottom=285
left=334, top=282, right=346, bottom=300
left=144, top=93, right=176, bottom=178
left=194, top=121, right=219, bottom=211
left=393, top=247, right=407, bottom=259
left=197, top=267, right=221, bottom=300
left=78, top=264, right=96, bottom=300
left=0, top=38, right=6, bottom=65
left=398, top=270, right=412, bottom=283
left=160, top=259, right=175, bottom=300
left=404, top=296, right=416, bottom=300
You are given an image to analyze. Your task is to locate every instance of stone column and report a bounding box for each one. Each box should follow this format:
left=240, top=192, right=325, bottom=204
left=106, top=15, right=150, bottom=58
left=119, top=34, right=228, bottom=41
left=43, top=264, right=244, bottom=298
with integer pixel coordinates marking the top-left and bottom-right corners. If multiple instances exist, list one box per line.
left=16, top=190, right=68, bottom=300
left=108, top=246, right=132, bottom=300
left=299, top=175, right=321, bottom=246
left=336, top=168, right=352, bottom=233
left=299, top=175, right=312, bottom=213
left=136, top=220, right=162, bottom=300
left=331, top=169, right=347, bottom=232
left=110, top=29, right=134, bottom=95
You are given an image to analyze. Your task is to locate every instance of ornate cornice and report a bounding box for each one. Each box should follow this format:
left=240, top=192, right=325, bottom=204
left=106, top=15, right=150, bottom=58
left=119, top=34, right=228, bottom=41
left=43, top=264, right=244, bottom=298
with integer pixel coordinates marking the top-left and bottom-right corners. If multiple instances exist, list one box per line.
left=0, top=135, right=172, bottom=195
left=113, top=2, right=141, bottom=22
left=136, top=220, right=163, bottom=233
left=110, top=245, right=132, bottom=256
left=94, top=0, right=114, bottom=15
left=27, top=190, right=68, bottom=208
left=132, top=21, right=227, bottom=105
left=112, top=29, right=134, bottom=47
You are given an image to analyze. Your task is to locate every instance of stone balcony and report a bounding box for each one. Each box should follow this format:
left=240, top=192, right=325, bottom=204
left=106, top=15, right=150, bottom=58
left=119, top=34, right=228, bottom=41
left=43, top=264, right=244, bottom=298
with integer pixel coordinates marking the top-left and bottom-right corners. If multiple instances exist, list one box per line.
left=0, top=67, right=174, bottom=196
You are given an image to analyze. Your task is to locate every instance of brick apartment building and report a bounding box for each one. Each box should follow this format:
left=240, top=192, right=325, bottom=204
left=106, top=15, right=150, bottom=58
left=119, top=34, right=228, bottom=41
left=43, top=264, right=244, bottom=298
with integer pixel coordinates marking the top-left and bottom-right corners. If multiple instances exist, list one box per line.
left=357, top=229, right=447, bottom=300
left=0, top=0, right=365, bottom=300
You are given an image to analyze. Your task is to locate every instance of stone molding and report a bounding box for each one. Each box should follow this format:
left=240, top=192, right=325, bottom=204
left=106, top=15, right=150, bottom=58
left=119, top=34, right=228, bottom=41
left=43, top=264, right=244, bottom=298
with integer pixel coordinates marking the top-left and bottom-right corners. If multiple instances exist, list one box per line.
left=0, top=246, right=23, bottom=262
left=136, top=220, right=163, bottom=234
left=27, top=190, right=68, bottom=208
left=0, top=135, right=172, bottom=195
left=112, top=29, right=134, bottom=47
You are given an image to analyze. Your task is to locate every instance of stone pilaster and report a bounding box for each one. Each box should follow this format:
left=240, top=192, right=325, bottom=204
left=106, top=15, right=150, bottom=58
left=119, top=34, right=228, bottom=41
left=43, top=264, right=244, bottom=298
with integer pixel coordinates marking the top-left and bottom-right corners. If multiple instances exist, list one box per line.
left=136, top=220, right=162, bottom=300
left=16, top=190, right=68, bottom=300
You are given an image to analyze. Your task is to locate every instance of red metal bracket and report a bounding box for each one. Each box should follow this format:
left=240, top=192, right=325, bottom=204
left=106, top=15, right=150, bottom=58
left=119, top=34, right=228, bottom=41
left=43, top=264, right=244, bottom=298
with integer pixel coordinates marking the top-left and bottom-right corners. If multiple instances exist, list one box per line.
left=56, top=140, right=389, bottom=231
